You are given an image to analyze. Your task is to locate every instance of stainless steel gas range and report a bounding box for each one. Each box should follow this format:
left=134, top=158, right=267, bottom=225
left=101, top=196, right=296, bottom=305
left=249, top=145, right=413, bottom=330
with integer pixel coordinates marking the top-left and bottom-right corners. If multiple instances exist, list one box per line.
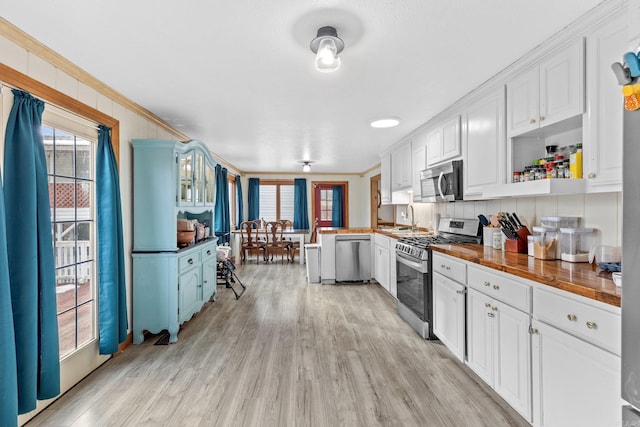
left=395, top=218, right=481, bottom=339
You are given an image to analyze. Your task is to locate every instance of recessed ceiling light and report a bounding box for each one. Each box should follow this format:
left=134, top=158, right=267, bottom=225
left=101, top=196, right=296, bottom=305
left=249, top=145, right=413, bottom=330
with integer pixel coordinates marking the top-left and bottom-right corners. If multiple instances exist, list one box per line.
left=370, top=118, right=400, bottom=128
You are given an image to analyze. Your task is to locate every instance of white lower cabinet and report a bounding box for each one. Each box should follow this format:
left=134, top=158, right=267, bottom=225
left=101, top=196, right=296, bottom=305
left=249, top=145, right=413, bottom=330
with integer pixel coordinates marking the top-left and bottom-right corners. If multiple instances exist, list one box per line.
left=466, top=288, right=532, bottom=422
left=433, top=272, right=466, bottom=362
left=373, top=233, right=397, bottom=297
left=531, top=318, right=622, bottom=427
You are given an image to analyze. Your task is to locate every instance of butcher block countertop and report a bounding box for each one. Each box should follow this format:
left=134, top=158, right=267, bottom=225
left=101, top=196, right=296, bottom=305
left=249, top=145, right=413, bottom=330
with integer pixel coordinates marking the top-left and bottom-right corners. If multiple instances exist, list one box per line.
left=430, top=244, right=621, bottom=308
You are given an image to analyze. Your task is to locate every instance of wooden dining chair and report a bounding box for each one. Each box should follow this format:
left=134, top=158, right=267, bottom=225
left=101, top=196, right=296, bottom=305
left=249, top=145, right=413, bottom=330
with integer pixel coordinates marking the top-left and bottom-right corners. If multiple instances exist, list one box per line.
left=239, top=220, right=266, bottom=263
left=280, top=219, right=299, bottom=263
left=266, top=221, right=288, bottom=264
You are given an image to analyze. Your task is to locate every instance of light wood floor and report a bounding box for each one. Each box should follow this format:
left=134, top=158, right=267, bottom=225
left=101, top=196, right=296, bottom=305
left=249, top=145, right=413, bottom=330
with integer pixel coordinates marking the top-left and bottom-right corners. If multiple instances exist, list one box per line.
left=28, top=262, right=530, bottom=427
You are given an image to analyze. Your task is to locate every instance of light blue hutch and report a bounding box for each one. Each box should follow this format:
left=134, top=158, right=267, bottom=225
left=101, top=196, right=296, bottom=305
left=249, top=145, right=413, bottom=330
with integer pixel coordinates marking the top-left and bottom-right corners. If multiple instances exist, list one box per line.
left=131, top=139, right=218, bottom=344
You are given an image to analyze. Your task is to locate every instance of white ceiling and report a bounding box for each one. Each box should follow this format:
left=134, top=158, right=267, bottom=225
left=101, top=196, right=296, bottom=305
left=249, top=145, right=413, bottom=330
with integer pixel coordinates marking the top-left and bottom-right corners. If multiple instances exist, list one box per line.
left=2, top=0, right=604, bottom=173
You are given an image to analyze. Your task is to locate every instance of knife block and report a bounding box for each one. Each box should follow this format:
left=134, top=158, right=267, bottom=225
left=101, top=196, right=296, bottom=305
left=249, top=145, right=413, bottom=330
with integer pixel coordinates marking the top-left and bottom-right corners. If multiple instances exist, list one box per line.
left=504, top=227, right=530, bottom=253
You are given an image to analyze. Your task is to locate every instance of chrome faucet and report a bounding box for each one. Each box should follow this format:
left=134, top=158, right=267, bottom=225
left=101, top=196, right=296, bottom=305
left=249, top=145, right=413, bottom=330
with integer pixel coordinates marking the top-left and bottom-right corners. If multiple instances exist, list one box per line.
left=408, top=204, right=417, bottom=232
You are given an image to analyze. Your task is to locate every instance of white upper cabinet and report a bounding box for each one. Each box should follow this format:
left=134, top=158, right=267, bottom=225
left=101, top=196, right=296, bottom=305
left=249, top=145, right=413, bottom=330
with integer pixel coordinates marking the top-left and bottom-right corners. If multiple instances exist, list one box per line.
left=584, top=12, right=626, bottom=192
left=463, top=86, right=506, bottom=198
left=426, top=115, right=461, bottom=167
left=507, top=38, right=585, bottom=138
left=411, top=133, right=427, bottom=202
left=391, top=142, right=412, bottom=191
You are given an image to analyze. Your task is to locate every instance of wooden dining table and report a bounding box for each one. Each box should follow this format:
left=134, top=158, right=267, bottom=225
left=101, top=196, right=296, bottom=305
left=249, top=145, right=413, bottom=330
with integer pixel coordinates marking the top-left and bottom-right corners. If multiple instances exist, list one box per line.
left=230, top=228, right=309, bottom=264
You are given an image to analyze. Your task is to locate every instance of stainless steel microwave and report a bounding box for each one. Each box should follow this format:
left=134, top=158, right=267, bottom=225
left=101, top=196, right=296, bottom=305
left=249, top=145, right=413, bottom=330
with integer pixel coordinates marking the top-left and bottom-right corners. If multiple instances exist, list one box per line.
left=420, top=160, right=463, bottom=202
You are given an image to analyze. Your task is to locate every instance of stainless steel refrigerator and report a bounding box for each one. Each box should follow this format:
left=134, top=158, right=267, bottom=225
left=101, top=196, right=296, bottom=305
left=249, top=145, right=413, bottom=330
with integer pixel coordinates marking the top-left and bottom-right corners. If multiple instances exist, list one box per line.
left=622, top=107, right=640, bottom=423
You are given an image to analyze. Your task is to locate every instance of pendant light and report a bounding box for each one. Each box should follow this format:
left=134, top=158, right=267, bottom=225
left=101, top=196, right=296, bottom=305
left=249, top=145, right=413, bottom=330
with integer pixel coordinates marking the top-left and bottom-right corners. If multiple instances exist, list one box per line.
left=310, top=26, right=344, bottom=73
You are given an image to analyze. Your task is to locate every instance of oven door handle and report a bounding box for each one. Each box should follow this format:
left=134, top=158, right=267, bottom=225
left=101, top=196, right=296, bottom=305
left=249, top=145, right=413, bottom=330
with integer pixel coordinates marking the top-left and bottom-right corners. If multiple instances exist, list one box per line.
left=396, top=251, right=428, bottom=272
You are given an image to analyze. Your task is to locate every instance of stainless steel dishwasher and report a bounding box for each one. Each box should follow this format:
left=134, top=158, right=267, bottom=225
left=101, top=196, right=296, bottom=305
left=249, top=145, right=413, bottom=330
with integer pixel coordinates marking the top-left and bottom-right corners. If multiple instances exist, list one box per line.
left=335, top=235, right=371, bottom=282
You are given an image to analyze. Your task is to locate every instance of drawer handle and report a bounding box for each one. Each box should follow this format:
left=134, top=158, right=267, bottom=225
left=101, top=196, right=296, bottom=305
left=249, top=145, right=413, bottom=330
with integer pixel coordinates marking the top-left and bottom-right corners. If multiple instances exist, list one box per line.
left=567, top=314, right=577, bottom=322
left=485, top=302, right=491, bottom=308
left=586, top=321, right=597, bottom=330
left=488, top=313, right=495, bottom=318
left=493, top=284, right=500, bottom=291
left=207, top=250, right=211, bottom=255
left=188, top=258, right=194, bottom=265
left=484, top=281, right=490, bottom=287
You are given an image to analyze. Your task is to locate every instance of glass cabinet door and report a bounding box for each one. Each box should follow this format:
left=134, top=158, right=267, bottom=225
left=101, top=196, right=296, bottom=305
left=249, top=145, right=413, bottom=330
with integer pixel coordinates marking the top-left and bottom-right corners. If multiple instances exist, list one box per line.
left=205, top=163, right=215, bottom=205
left=179, top=152, right=194, bottom=205
left=194, top=152, right=204, bottom=205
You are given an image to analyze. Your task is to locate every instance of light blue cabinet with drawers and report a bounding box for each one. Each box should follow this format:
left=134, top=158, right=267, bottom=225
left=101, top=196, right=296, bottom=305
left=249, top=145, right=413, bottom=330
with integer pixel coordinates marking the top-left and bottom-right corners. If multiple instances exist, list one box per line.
left=131, top=139, right=217, bottom=344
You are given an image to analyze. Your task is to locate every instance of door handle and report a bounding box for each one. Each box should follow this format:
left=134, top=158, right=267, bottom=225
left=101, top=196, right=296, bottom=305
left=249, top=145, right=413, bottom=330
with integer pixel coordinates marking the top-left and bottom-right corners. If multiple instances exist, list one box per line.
left=437, top=171, right=445, bottom=200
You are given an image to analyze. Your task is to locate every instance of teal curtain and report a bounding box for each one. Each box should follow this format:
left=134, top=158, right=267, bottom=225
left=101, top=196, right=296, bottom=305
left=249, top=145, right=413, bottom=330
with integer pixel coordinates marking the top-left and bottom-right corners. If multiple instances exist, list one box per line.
left=331, top=185, right=344, bottom=227
left=214, top=165, right=230, bottom=243
left=0, top=177, right=17, bottom=425
left=248, top=178, right=260, bottom=221
left=4, top=89, right=60, bottom=414
left=293, top=178, right=309, bottom=229
left=236, top=174, right=244, bottom=228
left=96, top=125, right=128, bottom=355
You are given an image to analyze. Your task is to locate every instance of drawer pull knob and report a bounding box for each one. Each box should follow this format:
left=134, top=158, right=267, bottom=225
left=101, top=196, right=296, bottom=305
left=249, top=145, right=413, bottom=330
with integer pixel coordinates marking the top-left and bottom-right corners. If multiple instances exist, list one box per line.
left=539, top=115, right=545, bottom=121
left=491, top=306, right=498, bottom=311
left=529, top=118, right=536, bottom=124
left=485, top=302, right=491, bottom=308
left=493, top=284, right=500, bottom=290
left=586, top=321, right=597, bottom=330
left=567, top=314, right=577, bottom=322
left=207, top=250, right=211, bottom=255
left=188, top=258, right=194, bottom=265
left=441, top=264, right=446, bottom=268
left=456, top=289, right=466, bottom=295
left=484, top=281, right=490, bottom=287
left=446, top=266, right=451, bottom=270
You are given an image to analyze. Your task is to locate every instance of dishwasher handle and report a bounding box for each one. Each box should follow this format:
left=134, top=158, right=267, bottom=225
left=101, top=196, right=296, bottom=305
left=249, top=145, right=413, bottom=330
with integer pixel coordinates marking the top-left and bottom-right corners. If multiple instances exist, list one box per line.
left=335, top=235, right=371, bottom=242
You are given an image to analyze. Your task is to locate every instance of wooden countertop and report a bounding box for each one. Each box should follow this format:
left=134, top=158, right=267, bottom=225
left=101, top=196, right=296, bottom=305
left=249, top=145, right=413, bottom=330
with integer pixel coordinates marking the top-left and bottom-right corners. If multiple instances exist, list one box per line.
left=430, top=244, right=621, bottom=307
left=318, top=227, right=374, bottom=234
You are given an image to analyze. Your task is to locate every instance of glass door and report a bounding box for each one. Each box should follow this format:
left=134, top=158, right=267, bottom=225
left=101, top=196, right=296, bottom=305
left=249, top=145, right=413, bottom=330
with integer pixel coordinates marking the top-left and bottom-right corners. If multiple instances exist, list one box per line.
left=205, top=162, right=215, bottom=205
left=179, top=152, right=194, bottom=205
left=194, top=152, right=204, bottom=205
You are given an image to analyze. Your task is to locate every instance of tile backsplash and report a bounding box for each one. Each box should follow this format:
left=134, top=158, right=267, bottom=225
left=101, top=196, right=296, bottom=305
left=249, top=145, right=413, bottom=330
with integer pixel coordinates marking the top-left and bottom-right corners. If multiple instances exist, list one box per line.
left=395, top=192, right=621, bottom=246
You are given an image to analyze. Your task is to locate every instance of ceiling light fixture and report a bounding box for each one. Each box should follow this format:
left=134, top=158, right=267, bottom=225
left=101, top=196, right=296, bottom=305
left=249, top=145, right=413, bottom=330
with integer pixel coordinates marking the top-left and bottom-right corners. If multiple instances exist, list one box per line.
left=302, top=161, right=312, bottom=172
left=310, top=26, right=344, bottom=73
left=370, top=118, right=400, bottom=128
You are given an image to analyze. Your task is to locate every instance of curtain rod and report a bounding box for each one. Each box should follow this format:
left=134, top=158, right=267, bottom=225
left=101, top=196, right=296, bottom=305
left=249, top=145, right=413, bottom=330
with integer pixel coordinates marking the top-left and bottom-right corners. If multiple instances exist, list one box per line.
left=0, top=81, right=101, bottom=130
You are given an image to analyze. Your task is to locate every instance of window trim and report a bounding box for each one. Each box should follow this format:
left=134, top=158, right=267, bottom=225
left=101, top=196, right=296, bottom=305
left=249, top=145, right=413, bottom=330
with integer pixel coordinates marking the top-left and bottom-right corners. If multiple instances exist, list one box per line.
left=0, top=63, right=120, bottom=166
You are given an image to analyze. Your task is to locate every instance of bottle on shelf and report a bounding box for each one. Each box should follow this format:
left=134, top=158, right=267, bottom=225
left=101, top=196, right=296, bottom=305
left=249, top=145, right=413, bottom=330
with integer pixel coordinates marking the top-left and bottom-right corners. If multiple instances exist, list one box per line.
left=569, top=143, right=583, bottom=179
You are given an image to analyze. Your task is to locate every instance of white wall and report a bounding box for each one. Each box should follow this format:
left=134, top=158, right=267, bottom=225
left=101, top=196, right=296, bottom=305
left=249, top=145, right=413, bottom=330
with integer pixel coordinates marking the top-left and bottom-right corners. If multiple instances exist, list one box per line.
left=395, top=192, right=622, bottom=246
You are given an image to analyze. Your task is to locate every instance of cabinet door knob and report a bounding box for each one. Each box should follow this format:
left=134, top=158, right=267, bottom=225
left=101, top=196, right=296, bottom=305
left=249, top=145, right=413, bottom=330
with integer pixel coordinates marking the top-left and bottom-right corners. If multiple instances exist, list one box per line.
left=207, top=250, right=211, bottom=255
left=456, top=289, right=466, bottom=295
left=567, top=313, right=577, bottom=322
left=484, top=281, right=490, bottom=287
left=491, top=306, right=498, bottom=311
left=441, top=264, right=446, bottom=269
left=539, top=115, right=545, bottom=121
left=586, top=321, right=597, bottom=330
left=529, top=326, right=539, bottom=335
left=587, top=172, right=596, bottom=179
left=529, top=118, right=536, bottom=124
left=493, top=284, right=500, bottom=291
left=485, top=302, right=492, bottom=308
left=188, top=258, right=194, bottom=264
